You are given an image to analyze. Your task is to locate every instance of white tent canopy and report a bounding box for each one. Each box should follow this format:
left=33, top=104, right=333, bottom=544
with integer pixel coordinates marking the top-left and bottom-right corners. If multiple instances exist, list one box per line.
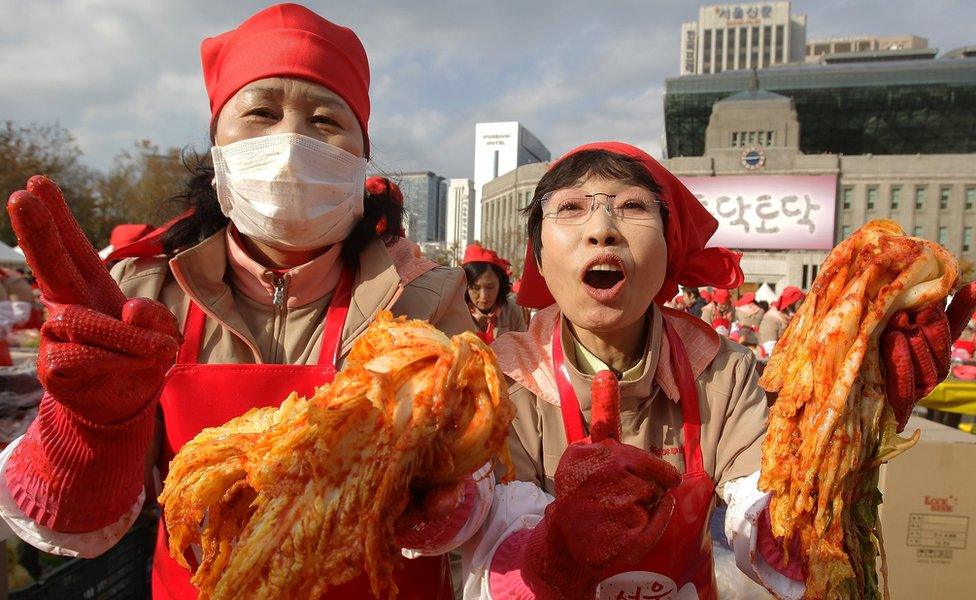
left=754, top=283, right=777, bottom=304
left=0, top=241, right=26, bottom=267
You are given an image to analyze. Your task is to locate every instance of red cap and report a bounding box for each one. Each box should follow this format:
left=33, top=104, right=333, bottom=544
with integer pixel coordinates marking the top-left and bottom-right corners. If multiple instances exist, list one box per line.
left=712, top=289, right=731, bottom=305
left=516, top=142, right=743, bottom=309
left=463, top=244, right=512, bottom=274
left=104, top=211, right=194, bottom=262
left=365, top=176, right=403, bottom=206
left=712, top=317, right=731, bottom=335
left=109, top=224, right=155, bottom=249
left=201, top=4, right=370, bottom=151
left=775, top=286, right=806, bottom=311
left=734, top=292, right=755, bottom=307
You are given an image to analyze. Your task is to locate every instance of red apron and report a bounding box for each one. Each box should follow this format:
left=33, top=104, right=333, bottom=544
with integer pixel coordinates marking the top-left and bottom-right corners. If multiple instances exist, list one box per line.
left=553, top=319, right=717, bottom=600
left=477, top=318, right=496, bottom=344
left=151, top=269, right=453, bottom=599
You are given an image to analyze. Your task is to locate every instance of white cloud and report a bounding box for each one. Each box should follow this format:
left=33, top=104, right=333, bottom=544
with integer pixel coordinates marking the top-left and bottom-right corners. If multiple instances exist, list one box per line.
left=1, top=0, right=971, bottom=180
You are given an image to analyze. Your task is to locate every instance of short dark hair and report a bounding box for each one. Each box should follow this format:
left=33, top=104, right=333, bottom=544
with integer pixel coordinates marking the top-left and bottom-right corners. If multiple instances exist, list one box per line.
left=162, top=147, right=402, bottom=267
left=462, top=262, right=511, bottom=308
left=521, top=150, right=667, bottom=263
left=683, top=287, right=700, bottom=298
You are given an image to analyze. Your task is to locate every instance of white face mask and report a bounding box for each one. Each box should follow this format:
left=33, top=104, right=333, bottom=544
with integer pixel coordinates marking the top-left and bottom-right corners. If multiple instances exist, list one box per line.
left=211, top=133, right=367, bottom=252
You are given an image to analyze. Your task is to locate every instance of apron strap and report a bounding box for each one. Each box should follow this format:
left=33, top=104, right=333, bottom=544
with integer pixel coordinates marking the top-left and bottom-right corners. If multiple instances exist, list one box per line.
left=177, top=301, right=207, bottom=365
left=552, top=320, right=588, bottom=443
left=553, top=314, right=707, bottom=474
left=176, top=266, right=354, bottom=372
left=662, top=319, right=705, bottom=473
left=317, top=267, right=354, bottom=377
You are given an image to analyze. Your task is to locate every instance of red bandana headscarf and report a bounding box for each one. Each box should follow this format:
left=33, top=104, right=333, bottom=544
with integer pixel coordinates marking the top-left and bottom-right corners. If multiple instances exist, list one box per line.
left=201, top=3, right=371, bottom=152
left=517, top=141, right=743, bottom=309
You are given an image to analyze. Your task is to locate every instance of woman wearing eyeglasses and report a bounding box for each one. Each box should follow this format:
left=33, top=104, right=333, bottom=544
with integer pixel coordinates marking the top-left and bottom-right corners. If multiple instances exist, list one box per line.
left=453, top=142, right=967, bottom=600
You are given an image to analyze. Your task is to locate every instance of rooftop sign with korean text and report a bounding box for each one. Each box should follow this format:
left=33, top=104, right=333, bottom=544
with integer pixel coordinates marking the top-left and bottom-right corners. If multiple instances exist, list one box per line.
left=714, top=4, right=775, bottom=26
left=680, top=175, right=838, bottom=250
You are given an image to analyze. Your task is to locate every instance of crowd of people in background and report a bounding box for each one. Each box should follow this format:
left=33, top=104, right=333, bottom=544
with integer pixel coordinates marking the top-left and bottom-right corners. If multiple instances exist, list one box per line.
left=664, top=284, right=805, bottom=360
left=658, top=283, right=976, bottom=377
left=458, top=239, right=976, bottom=374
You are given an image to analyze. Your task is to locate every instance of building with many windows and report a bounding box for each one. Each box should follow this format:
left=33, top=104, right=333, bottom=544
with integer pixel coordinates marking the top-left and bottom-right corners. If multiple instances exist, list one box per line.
left=665, top=50, right=976, bottom=159
left=396, top=171, right=447, bottom=244
left=473, top=122, right=550, bottom=243
left=445, top=178, right=474, bottom=263
left=479, top=162, right=549, bottom=274
left=805, top=35, right=929, bottom=62
left=679, top=1, right=807, bottom=76
left=662, top=61, right=976, bottom=291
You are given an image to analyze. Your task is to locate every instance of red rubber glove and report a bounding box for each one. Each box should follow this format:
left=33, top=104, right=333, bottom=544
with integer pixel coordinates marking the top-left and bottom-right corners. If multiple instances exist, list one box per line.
left=756, top=505, right=806, bottom=582
left=881, top=282, right=976, bottom=431
left=4, top=176, right=179, bottom=533
left=394, top=473, right=483, bottom=553
left=520, top=371, right=682, bottom=600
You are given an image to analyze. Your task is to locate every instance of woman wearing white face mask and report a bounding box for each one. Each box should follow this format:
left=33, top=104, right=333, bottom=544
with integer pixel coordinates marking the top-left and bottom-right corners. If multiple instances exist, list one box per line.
left=0, top=4, right=475, bottom=599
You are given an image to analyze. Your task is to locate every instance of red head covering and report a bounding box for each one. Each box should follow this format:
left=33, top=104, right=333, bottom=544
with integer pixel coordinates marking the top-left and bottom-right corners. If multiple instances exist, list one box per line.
left=201, top=3, right=370, bottom=151
left=516, top=142, right=743, bottom=309
left=463, top=244, right=512, bottom=274
left=775, top=286, right=806, bottom=311
left=104, top=210, right=194, bottom=262
left=109, top=224, right=155, bottom=249
left=711, top=317, right=731, bottom=336
left=712, top=289, right=731, bottom=305
left=734, top=292, right=755, bottom=307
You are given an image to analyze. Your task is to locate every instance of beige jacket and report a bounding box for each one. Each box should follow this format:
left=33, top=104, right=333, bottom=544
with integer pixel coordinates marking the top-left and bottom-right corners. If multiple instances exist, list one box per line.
left=735, top=304, right=766, bottom=330
left=0, top=270, right=34, bottom=304
left=111, top=227, right=472, bottom=469
left=758, top=307, right=789, bottom=346
left=700, top=301, right=733, bottom=325
left=491, top=305, right=768, bottom=496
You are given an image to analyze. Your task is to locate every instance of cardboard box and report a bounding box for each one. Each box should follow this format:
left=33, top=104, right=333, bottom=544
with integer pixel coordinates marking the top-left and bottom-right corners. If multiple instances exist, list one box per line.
left=878, top=415, right=976, bottom=598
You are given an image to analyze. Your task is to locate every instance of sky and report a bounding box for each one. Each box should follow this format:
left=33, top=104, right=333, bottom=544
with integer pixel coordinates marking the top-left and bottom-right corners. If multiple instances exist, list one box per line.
left=2, top=0, right=973, bottom=181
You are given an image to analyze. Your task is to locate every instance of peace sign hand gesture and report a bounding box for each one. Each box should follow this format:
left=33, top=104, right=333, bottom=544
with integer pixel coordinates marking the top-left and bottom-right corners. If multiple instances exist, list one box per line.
left=4, top=176, right=180, bottom=533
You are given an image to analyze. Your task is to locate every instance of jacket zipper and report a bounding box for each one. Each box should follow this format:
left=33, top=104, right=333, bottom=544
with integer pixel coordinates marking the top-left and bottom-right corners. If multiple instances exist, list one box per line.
left=271, top=274, right=288, bottom=363
left=272, top=275, right=286, bottom=310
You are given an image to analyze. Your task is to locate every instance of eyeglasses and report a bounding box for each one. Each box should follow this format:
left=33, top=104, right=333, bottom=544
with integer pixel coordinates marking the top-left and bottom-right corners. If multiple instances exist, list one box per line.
left=541, top=189, right=663, bottom=226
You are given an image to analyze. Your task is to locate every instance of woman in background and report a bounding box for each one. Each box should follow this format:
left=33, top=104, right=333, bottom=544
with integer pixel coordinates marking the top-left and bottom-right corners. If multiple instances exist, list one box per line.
left=463, top=243, right=526, bottom=343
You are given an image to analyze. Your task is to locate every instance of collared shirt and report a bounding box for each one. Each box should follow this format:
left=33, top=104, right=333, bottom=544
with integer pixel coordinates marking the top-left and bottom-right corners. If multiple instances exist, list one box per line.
left=568, top=326, right=646, bottom=382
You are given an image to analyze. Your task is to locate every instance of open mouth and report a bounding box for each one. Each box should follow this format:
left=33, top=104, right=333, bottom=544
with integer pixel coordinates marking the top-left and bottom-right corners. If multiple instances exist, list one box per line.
left=581, top=255, right=627, bottom=302
left=583, top=264, right=625, bottom=289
